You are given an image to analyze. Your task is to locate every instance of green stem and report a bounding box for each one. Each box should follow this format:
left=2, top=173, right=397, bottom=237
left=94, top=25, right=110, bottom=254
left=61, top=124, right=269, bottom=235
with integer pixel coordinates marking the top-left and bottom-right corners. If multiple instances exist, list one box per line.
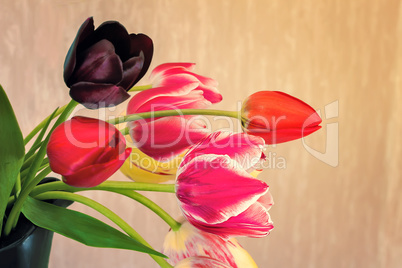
left=23, top=141, right=43, bottom=162
left=107, top=109, right=241, bottom=125
left=21, top=157, right=49, bottom=174
left=7, top=196, right=16, bottom=210
left=11, top=173, right=21, bottom=198
left=3, top=166, right=52, bottom=235
left=31, top=181, right=180, bottom=230
left=20, top=160, right=48, bottom=183
left=30, top=181, right=176, bottom=197
left=23, top=104, right=68, bottom=145
left=24, top=107, right=58, bottom=163
left=21, top=153, right=36, bottom=171
left=34, top=191, right=173, bottom=268
left=129, top=84, right=153, bottom=92
left=120, top=128, right=129, bottom=136
left=109, top=189, right=181, bottom=231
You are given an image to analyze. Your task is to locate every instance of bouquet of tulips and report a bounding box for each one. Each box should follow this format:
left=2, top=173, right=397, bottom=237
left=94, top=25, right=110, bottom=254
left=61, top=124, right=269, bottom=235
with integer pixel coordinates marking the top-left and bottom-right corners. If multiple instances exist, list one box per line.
left=0, top=17, right=322, bottom=267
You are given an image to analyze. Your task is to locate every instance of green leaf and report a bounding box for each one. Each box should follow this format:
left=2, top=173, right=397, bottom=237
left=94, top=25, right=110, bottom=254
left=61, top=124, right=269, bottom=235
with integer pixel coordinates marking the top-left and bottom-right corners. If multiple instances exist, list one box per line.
left=0, top=85, right=25, bottom=235
left=22, top=197, right=165, bottom=257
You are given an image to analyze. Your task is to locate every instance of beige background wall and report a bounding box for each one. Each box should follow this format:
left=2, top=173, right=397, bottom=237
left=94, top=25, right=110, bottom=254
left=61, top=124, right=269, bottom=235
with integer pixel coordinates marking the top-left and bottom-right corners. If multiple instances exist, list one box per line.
left=1, top=0, right=401, bottom=267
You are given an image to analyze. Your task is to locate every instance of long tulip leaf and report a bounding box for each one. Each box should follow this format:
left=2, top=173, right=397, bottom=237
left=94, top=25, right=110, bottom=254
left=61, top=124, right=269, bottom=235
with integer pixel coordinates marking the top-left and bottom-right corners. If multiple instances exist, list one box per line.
left=22, top=197, right=165, bottom=257
left=0, top=85, right=25, bottom=236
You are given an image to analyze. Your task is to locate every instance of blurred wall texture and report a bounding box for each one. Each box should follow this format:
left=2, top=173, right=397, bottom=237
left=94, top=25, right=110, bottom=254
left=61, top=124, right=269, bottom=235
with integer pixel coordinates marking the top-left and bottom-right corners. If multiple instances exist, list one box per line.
left=1, top=1, right=401, bottom=267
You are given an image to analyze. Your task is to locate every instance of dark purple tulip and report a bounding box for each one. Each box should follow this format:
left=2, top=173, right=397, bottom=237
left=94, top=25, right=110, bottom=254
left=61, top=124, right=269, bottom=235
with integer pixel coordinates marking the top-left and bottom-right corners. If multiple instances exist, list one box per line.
left=64, top=17, right=153, bottom=109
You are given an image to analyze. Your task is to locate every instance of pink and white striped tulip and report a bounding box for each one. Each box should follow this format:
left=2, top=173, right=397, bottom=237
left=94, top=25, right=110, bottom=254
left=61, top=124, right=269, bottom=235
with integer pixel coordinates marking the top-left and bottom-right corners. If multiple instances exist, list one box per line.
left=176, top=132, right=274, bottom=239
left=163, top=220, right=257, bottom=267
left=174, top=257, right=233, bottom=268
left=127, top=63, right=222, bottom=162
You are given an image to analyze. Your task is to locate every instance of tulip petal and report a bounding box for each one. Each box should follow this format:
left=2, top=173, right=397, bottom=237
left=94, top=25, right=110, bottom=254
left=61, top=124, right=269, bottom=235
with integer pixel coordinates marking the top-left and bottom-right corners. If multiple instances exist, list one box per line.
left=151, top=63, right=218, bottom=88
left=163, top=221, right=257, bottom=267
left=62, top=148, right=132, bottom=187
left=150, top=63, right=196, bottom=80
left=120, top=159, right=176, bottom=183
left=69, top=82, right=130, bottom=109
left=130, top=117, right=209, bottom=161
left=257, top=191, right=274, bottom=211
left=118, top=52, right=144, bottom=89
left=134, top=90, right=212, bottom=114
left=176, top=155, right=268, bottom=224
left=64, top=17, right=95, bottom=84
left=244, top=124, right=322, bottom=144
left=149, top=63, right=221, bottom=103
left=69, top=39, right=123, bottom=85
left=188, top=200, right=274, bottom=239
left=174, top=256, right=232, bottom=268
left=128, top=33, right=154, bottom=85
left=155, top=74, right=221, bottom=104
left=120, top=147, right=181, bottom=183
left=181, top=132, right=265, bottom=170
left=127, top=81, right=200, bottom=114
left=90, top=20, right=131, bottom=60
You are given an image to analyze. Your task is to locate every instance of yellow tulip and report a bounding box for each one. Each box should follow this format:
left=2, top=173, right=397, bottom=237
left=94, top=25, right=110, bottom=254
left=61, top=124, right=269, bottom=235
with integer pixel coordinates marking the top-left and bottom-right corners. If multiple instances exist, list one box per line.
left=163, top=221, right=258, bottom=268
left=117, top=114, right=184, bottom=183
left=120, top=146, right=184, bottom=183
left=174, top=256, right=232, bottom=268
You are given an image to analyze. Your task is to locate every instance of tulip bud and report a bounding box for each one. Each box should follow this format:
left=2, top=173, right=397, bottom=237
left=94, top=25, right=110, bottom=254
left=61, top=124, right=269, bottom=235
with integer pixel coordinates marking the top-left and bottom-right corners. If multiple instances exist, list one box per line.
left=47, top=116, right=131, bottom=187
left=163, top=221, right=258, bottom=268
left=241, top=91, right=322, bottom=144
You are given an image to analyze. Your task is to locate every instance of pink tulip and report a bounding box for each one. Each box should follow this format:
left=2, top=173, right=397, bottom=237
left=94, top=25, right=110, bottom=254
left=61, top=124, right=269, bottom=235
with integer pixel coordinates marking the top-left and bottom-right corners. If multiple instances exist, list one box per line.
left=176, top=132, right=274, bottom=239
left=241, top=91, right=322, bottom=144
left=174, top=256, right=232, bottom=268
left=47, top=116, right=131, bottom=187
left=127, top=63, right=222, bottom=161
left=163, top=221, right=257, bottom=267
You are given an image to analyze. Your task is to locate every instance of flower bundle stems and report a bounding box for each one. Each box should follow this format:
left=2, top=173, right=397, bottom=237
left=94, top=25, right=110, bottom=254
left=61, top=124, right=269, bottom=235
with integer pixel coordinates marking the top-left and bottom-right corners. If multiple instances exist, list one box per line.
left=34, top=191, right=173, bottom=268
left=3, top=100, right=78, bottom=236
left=107, top=189, right=182, bottom=231
left=30, top=181, right=179, bottom=230
left=3, top=166, right=52, bottom=234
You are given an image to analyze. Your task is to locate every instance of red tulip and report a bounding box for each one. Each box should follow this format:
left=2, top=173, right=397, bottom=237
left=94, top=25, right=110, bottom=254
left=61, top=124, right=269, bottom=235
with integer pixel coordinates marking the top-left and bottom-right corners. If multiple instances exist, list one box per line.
left=47, top=116, right=131, bottom=187
left=241, top=91, right=322, bottom=144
